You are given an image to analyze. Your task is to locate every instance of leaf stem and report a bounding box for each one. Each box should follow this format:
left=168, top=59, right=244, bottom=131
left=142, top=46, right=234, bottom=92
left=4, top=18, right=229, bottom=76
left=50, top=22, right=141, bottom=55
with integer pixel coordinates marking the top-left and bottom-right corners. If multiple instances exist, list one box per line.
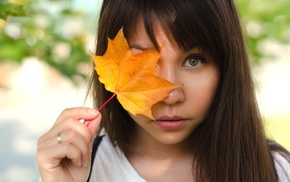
left=86, top=93, right=116, bottom=127
left=98, top=93, right=117, bottom=111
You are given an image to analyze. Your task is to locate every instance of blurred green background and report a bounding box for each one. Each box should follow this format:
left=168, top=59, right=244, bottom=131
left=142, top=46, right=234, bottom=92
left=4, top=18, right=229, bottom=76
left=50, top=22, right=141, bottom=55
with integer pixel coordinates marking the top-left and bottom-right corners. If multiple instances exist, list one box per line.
left=0, top=0, right=289, bottom=181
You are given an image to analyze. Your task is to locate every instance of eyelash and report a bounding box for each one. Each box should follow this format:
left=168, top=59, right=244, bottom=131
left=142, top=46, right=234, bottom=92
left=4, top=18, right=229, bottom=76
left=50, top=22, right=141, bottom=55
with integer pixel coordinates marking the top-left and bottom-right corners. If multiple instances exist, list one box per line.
left=183, top=54, right=207, bottom=67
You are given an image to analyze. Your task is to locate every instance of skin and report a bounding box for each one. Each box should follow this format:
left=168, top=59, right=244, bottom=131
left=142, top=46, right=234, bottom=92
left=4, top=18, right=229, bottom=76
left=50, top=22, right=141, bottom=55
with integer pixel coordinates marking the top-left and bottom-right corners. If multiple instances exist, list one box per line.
left=126, top=19, right=220, bottom=181
left=36, top=18, right=219, bottom=181
left=37, top=107, right=101, bottom=182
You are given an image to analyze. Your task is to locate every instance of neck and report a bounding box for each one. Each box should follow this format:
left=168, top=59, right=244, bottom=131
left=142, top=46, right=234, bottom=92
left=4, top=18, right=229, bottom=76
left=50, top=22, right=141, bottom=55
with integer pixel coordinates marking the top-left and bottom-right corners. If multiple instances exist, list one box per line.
left=124, top=125, right=194, bottom=181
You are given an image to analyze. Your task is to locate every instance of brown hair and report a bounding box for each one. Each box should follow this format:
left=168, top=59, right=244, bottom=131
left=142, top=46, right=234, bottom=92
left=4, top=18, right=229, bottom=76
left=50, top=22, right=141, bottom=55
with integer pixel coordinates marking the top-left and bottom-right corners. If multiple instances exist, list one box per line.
left=89, top=0, right=289, bottom=181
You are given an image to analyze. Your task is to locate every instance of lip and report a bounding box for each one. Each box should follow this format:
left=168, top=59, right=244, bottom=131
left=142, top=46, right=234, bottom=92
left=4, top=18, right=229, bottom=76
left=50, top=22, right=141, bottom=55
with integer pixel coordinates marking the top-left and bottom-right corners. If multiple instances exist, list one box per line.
left=155, top=116, right=187, bottom=130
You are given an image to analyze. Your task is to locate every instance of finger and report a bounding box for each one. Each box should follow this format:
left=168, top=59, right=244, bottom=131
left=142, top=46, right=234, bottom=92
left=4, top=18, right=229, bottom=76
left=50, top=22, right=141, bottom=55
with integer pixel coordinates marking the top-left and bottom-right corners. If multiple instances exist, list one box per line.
left=38, top=130, right=90, bottom=166
left=55, top=107, right=100, bottom=126
left=46, top=117, right=94, bottom=144
left=37, top=142, right=83, bottom=169
left=39, top=108, right=100, bottom=144
left=84, top=111, right=102, bottom=137
left=59, top=130, right=91, bottom=166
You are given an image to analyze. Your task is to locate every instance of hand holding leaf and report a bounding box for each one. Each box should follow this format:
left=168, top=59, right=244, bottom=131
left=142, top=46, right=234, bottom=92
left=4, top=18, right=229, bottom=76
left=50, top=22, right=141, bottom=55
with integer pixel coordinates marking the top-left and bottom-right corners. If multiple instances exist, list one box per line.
left=91, top=29, right=180, bottom=120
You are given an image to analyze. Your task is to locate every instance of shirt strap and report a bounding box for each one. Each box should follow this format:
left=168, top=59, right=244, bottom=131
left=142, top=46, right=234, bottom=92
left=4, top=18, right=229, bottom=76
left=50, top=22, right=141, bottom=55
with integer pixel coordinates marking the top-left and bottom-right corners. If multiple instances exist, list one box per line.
left=86, top=135, right=104, bottom=182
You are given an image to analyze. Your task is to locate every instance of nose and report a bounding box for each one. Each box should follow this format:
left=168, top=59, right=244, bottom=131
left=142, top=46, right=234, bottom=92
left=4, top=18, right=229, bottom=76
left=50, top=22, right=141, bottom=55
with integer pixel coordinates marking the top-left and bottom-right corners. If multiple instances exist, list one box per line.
left=156, top=63, right=185, bottom=105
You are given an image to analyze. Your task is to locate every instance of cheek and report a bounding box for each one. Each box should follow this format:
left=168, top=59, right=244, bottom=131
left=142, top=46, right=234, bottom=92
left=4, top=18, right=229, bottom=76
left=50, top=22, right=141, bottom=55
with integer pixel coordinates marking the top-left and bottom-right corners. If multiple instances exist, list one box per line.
left=201, top=79, right=218, bottom=101
left=186, top=73, right=219, bottom=112
left=128, top=113, right=149, bottom=125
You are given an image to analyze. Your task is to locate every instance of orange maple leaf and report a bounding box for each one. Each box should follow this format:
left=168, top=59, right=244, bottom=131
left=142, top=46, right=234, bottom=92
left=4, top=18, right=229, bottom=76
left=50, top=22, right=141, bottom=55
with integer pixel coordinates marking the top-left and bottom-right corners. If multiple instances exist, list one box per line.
left=91, top=29, right=180, bottom=120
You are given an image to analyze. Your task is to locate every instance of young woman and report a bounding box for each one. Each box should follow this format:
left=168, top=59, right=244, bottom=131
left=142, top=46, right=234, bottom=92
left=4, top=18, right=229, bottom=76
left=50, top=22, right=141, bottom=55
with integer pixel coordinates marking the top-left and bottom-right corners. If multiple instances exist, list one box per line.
left=37, top=0, right=290, bottom=181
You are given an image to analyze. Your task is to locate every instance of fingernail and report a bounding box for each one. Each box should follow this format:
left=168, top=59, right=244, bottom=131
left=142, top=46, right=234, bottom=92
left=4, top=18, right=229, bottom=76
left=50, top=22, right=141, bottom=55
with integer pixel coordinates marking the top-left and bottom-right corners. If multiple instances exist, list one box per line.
left=88, top=108, right=99, bottom=115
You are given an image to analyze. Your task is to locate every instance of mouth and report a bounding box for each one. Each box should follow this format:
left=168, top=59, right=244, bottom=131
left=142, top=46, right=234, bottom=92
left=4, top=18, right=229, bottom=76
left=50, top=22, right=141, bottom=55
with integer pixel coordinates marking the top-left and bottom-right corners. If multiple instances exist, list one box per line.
left=154, top=116, right=187, bottom=130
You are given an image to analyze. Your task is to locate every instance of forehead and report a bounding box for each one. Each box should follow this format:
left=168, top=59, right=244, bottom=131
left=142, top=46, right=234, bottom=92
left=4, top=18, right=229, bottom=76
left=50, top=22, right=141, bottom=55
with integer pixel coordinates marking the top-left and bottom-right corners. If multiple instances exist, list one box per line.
left=127, top=17, right=177, bottom=49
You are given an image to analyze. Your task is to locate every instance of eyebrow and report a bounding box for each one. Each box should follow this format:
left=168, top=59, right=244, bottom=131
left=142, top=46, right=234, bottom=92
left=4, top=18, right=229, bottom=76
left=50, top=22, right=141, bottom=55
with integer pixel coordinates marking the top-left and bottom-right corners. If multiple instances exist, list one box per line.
left=129, top=44, right=151, bottom=51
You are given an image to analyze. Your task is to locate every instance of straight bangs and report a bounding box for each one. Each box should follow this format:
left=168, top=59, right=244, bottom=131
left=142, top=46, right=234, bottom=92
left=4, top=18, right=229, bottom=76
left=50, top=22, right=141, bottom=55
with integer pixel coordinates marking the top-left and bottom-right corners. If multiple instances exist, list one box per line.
left=123, top=0, right=222, bottom=64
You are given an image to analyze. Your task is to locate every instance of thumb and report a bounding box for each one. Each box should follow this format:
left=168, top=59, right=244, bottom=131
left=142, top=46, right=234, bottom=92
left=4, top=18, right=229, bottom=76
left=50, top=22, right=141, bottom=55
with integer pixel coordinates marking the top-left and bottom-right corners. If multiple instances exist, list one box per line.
left=84, top=110, right=102, bottom=137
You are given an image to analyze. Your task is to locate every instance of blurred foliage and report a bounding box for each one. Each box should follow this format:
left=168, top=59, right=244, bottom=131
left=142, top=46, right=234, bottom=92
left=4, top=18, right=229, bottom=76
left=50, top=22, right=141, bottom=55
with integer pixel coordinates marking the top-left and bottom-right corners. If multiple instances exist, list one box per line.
left=0, top=0, right=29, bottom=19
left=0, top=0, right=290, bottom=81
left=236, top=0, right=290, bottom=65
left=0, top=0, right=94, bottom=83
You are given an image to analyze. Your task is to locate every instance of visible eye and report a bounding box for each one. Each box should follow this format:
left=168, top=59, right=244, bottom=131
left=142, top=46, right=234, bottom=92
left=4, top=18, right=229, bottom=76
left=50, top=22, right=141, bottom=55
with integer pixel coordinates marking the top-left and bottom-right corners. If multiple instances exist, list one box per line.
left=183, top=54, right=206, bottom=67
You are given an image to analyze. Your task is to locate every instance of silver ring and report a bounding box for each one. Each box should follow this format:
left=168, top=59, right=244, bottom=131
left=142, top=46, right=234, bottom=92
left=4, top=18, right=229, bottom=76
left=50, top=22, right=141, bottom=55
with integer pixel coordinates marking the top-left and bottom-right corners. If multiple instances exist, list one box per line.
left=57, top=133, right=62, bottom=144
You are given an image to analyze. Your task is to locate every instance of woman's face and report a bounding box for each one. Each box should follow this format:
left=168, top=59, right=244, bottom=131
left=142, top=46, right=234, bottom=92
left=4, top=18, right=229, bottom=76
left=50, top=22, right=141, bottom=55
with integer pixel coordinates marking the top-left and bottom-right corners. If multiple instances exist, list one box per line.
left=127, top=19, right=219, bottom=145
